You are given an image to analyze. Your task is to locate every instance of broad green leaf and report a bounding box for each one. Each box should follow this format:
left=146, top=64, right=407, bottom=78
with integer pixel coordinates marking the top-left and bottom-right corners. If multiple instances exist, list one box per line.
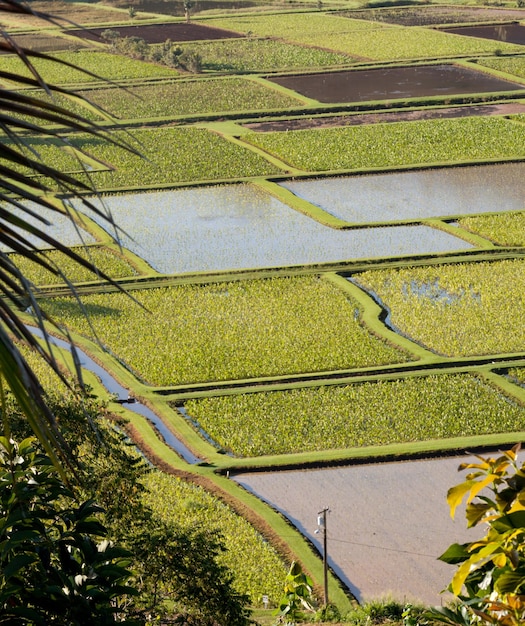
left=447, top=481, right=476, bottom=519
left=438, top=543, right=470, bottom=565
left=493, top=511, right=525, bottom=533
left=3, top=553, right=38, bottom=579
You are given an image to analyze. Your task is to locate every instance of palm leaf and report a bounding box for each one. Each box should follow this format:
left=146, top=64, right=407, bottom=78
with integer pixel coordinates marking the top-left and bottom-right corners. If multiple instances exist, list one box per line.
left=0, top=0, right=138, bottom=475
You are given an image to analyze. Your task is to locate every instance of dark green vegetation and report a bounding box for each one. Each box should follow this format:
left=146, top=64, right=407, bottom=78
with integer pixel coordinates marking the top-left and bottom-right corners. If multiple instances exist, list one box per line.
left=5, top=0, right=525, bottom=622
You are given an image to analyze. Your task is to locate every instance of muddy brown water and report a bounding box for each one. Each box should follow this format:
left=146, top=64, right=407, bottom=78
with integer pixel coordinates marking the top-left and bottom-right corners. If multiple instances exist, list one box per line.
left=244, top=102, right=525, bottom=132
left=68, top=22, right=243, bottom=44
left=234, top=452, right=497, bottom=605
left=268, top=64, right=525, bottom=104
left=342, top=5, right=525, bottom=27
left=444, top=23, right=525, bottom=45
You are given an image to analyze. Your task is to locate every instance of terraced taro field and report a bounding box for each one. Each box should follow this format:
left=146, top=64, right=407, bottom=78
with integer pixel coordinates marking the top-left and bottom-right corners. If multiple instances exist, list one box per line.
left=9, top=0, right=525, bottom=611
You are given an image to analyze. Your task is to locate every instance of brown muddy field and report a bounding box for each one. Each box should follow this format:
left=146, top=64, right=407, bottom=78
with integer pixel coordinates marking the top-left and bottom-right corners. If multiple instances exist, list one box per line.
left=234, top=452, right=500, bottom=606
left=244, top=102, right=525, bottom=131
left=68, top=21, right=244, bottom=43
left=269, top=64, right=525, bottom=105
left=443, top=23, right=525, bottom=46
left=1, top=32, right=89, bottom=53
left=0, top=1, right=135, bottom=28
left=106, top=0, right=260, bottom=17
left=341, top=5, right=525, bottom=26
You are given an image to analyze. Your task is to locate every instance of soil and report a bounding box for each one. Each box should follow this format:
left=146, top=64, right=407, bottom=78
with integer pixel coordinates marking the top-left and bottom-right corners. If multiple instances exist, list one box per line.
left=0, top=1, right=136, bottom=28
left=340, top=5, right=525, bottom=27
left=243, top=102, right=525, bottom=131
left=443, top=23, right=525, bottom=45
left=105, top=0, right=261, bottom=17
left=268, top=64, right=525, bottom=105
left=0, top=32, right=89, bottom=53
left=68, top=22, right=244, bottom=44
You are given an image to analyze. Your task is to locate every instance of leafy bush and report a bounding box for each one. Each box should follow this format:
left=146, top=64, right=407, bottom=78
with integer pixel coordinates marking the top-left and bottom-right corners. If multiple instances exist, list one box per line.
left=0, top=437, right=137, bottom=625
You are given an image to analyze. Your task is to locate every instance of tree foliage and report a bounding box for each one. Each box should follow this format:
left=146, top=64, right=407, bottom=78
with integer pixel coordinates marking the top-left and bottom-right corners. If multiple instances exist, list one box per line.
left=431, top=445, right=525, bottom=625
left=0, top=436, right=138, bottom=625
left=0, top=0, right=137, bottom=470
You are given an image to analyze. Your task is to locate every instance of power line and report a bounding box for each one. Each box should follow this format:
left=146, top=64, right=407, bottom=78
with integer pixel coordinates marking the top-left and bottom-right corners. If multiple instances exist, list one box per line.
left=328, top=535, right=438, bottom=559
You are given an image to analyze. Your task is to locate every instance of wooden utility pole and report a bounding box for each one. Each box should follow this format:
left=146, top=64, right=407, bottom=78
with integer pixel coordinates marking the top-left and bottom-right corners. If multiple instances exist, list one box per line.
left=317, top=507, right=330, bottom=606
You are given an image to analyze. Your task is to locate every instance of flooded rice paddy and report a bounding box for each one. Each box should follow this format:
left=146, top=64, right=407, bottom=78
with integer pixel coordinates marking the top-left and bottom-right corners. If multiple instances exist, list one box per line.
left=280, top=162, right=525, bottom=223
left=234, top=453, right=484, bottom=605
left=443, top=23, right=525, bottom=45
left=77, top=185, right=473, bottom=273
left=2, top=204, right=95, bottom=252
left=269, top=64, right=525, bottom=104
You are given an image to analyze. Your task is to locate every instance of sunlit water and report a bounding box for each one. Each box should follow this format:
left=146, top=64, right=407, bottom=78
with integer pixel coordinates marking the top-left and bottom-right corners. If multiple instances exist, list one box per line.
left=75, top=185, right=473, bottom=273
left=280, top=162, right=525, bottom=223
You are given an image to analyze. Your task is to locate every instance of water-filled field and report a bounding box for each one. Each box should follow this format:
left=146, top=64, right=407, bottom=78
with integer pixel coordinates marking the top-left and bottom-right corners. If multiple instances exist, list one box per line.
left=444, top=23, right=525, bottom=45
left=269, top=64, right=525, bottom=104
left=280, top=162, right=525, bottom=223
left=76, top=186, right=473, bottom=273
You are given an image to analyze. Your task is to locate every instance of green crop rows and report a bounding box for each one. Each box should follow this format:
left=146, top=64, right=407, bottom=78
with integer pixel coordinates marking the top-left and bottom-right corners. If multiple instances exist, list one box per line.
left=42, top=276, right=410, bottom=386
left=142, top=471, right=286, bottom=605
left=5, top=127, right=281, bottom=189
left=178, top=38, right=355, bottom=72
left=76, top=77, right=303, bottom=120
left=476, top=56, right=525, bottom=80
left=354, top=258, right=525, bottom=357
left=459, top=213, right=525, bottom=246
left=205, top=13, right=522, bottom=59
left=10, top=247, right=137, bottom=286
left=0, top=50, right=179, bottom=85
left=184, top=373, right=525, bottom=456
left=243, top=117, right=525, bottom=171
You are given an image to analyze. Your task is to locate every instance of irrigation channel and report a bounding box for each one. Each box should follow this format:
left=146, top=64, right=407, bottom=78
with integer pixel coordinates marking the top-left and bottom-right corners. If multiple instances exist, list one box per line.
left=28, top=327, right=201, bottom=465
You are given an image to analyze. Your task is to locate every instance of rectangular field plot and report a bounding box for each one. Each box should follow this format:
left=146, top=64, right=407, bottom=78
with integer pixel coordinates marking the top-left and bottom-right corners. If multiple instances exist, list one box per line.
left=182, top=39, right=355, bottom=73
left=244, top=117, right=525, bottom=172
left=0, top=51, right=179, bottom=86
left=206, top=13, right=523, bottom=59
left=75, top=78, right=304, bottom=120
left=443, top=24, right=525, bottom=46
left=280, top=163, right=525, bottom=223
left=76, top=186, right=473, bottom=274
left=0, top=203, right=95, bottom=252
left=42, top=277, right=412, bottom=386
left=10, top=246, right=137, bottom=286
left=354, top=258, right=525, bottom=357
left=23, top=128, right=280, bottom=189
left=458, top=212, right=525, bottom=246
left=269, top=64, right=525, bottom=105
left=182, top=373, right=525, bottom=456
left=340, top=5, right=525, bottom=26
left=68, top=22, right=244, bottom=45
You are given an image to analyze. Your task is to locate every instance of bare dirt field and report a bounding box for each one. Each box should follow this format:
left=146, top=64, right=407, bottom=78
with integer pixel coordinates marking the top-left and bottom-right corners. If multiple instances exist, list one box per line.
left=0, top=1, right=135, bottom=28
left=244, top=102, right=525, bottom=131
left=444, top=23, right=525, bottom=45
left=342, top=5, right=525, bottom=27
left=234, top=452, right=499, bottom=607
left=269, top=64, right=525, bottom=105
left=68, top=21, right=244, bottom=43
